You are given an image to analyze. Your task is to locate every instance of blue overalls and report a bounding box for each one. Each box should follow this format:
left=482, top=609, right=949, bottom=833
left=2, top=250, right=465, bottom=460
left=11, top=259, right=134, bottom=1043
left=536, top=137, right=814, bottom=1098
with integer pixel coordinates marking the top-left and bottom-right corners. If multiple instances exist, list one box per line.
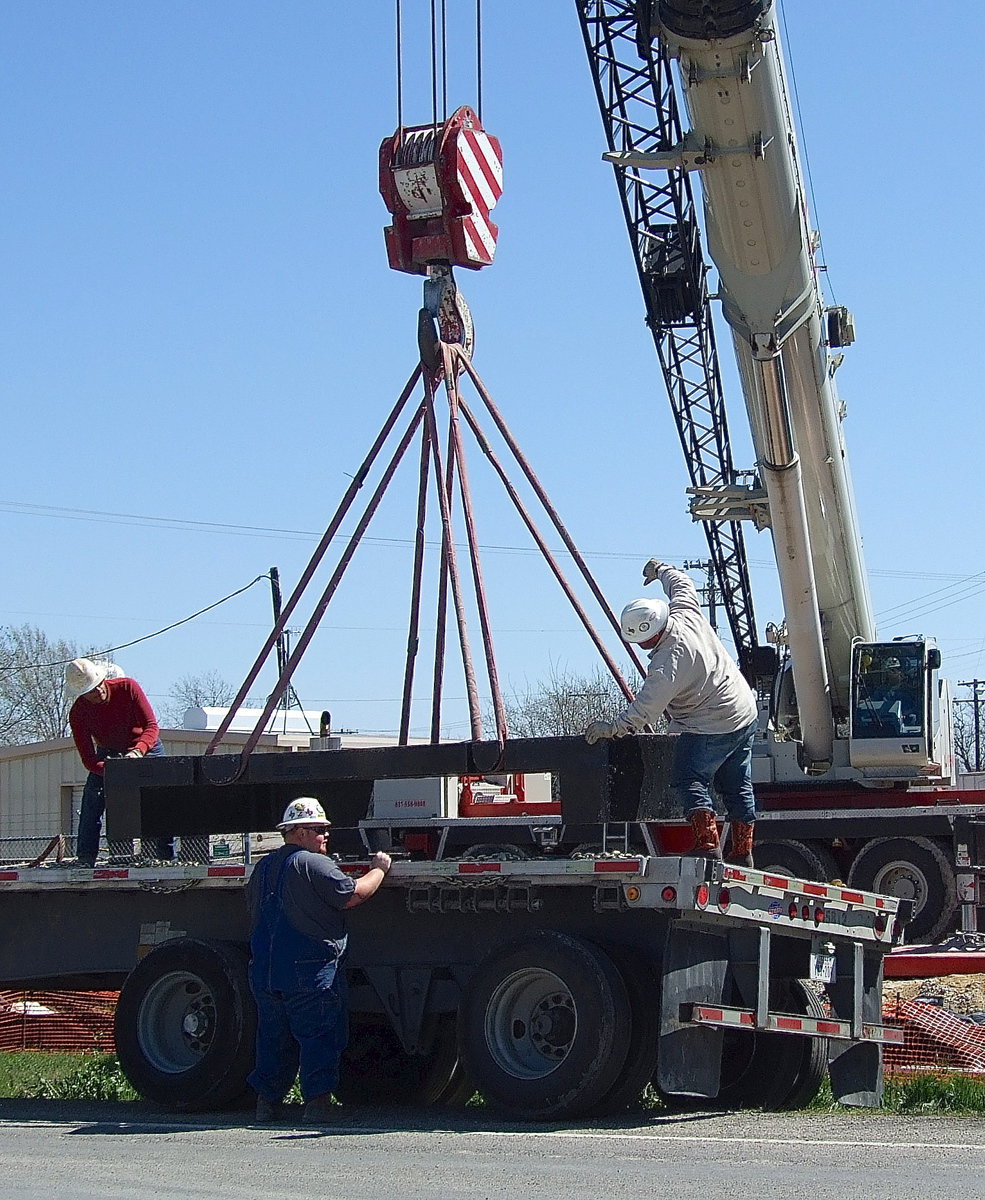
left=247, top=848, right=349, bottom=1103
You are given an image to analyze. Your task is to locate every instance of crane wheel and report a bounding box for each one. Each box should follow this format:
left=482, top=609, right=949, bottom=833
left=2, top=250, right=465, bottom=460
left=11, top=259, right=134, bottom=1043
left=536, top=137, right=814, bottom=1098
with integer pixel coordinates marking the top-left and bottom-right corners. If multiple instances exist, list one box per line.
left=847, top=836, right=958, bottom=944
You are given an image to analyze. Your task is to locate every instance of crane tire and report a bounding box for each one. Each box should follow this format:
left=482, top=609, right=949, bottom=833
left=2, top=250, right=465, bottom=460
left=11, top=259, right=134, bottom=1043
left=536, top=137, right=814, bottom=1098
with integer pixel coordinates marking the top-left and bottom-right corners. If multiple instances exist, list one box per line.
left=754, top=839, right=839, bottom=884
left=847, top=836, right=958, bottom=944
left=459, top=931, right=632, bottom=1120
left=114, top=938, right=255, bottom=1112
left=336, top=1012, right=465, bottom=1107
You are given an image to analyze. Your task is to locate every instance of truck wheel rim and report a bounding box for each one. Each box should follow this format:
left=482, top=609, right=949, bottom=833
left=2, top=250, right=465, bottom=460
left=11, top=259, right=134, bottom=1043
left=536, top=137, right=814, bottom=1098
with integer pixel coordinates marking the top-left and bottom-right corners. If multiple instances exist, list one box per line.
left=483, top=967, right=575, bottom=1079
left=136, top=971, right=217, bottom=1073
left=870, top=861, right=927, bottom=909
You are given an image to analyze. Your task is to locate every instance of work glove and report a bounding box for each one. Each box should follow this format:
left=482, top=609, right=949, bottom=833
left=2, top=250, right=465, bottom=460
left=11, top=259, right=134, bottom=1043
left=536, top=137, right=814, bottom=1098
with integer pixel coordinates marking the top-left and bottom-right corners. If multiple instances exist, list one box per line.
left=123, top=749, right=143, bottom=759
left=584, top=720, right=619, bottom=746
left=642, top=558, right=664, bottom=585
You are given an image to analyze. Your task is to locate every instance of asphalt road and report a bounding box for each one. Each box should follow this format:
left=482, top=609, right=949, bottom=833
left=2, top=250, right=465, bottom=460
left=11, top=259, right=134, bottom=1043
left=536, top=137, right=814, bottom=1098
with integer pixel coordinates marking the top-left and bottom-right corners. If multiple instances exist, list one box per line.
left=0, top=1100, right=982, bottom=1200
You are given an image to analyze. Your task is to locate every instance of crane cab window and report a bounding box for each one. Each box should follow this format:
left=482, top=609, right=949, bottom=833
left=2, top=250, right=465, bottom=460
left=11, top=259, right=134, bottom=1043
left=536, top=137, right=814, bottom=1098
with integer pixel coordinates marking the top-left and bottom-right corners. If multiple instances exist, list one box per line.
left=851, top=643, right=925, bottom=740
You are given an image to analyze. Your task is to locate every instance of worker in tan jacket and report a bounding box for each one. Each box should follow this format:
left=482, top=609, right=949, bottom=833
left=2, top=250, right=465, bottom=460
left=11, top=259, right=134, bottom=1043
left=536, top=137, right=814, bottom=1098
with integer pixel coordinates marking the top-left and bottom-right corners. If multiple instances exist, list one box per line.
left=585, top=560, right=758, bottom=865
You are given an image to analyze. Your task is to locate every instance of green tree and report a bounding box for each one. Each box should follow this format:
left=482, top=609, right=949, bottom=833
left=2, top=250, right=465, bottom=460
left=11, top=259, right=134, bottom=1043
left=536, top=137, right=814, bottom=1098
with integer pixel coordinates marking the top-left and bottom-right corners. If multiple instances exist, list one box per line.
left=0, top=625, right=80, bottom=745
left=498, top=663, right=658, bottom=738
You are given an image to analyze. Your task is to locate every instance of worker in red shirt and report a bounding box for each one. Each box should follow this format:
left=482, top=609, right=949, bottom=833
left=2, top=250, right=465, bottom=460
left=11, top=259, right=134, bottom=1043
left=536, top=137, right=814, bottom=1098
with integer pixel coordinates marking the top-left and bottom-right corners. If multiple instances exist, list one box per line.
left=65, top=657, right=168, bottom=867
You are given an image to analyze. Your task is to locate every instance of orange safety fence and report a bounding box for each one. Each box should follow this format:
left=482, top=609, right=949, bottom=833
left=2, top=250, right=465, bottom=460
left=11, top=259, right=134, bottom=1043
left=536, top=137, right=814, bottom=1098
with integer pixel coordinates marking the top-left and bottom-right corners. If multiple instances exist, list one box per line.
left=883, top=997, right=985, bottom=1076
left=1, top=985, right=984, bottom=1079
left=0, top=990, right=118, bottom=1053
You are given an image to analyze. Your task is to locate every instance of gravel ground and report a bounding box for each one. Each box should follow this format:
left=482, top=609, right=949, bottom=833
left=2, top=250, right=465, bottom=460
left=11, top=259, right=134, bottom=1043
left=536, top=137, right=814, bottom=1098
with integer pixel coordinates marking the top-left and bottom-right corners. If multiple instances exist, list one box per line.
left=883, top=974, right=985, bottom=1016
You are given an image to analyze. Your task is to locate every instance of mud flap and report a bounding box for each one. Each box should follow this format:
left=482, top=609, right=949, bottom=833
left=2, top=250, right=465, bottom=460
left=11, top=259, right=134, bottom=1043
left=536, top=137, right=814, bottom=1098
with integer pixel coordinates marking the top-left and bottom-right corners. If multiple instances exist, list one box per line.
left=826, top=941, right=884, bottom=1107
left=656, top=921, right=727, bottom=1097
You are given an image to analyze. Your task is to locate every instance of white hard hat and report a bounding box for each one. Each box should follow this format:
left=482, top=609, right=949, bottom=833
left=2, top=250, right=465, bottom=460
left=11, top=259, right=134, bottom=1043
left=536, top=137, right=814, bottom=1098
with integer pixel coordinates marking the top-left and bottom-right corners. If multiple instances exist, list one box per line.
left=620, top=598, right=670, bottom=644
left=277, top=797, right=331, bottom=830
left=65, top=657, right=110, bottom=698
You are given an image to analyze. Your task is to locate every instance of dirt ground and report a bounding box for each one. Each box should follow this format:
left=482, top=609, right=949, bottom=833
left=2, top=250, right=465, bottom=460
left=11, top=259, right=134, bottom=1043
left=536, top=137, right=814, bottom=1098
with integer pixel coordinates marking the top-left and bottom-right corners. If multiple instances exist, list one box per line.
left=883, top=973, right=985, bottom=1015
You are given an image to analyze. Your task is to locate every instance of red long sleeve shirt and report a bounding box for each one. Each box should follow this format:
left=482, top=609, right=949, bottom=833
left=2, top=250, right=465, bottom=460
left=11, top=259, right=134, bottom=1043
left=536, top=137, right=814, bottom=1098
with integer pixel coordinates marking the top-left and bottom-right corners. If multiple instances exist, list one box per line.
left=68, top=677, right=161, bottom=774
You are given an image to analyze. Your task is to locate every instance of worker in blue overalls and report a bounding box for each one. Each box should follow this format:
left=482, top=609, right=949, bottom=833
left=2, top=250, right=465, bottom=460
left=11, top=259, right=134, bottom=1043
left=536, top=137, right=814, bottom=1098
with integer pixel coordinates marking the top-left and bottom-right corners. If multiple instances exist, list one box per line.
left=246, top=796, right=392, bottom=1125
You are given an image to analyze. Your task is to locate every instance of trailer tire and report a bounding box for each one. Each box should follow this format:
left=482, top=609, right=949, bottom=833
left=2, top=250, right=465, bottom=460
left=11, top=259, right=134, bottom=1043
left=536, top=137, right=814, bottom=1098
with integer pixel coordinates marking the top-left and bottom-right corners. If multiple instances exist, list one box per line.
left=654, top=978, right=821, bottom=1111
left=776, top=980, right=828, bottom=1111
left=847, top=836, right=958, bottom=944
left=582, top=949, right=661, bottom=1116
left=336, top=1012, right=468, bottom=1107
left=114, top=938, right=255, bottom=1112
left=460, top=931, right=631, bottom=1120
left=755, top=839, right=839, bottom=884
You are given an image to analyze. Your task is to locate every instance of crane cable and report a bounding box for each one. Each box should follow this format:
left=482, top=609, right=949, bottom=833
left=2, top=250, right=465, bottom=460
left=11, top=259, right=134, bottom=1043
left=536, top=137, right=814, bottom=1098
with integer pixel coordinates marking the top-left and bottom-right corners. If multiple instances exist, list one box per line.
left=394, top=0, right=484, bottom=132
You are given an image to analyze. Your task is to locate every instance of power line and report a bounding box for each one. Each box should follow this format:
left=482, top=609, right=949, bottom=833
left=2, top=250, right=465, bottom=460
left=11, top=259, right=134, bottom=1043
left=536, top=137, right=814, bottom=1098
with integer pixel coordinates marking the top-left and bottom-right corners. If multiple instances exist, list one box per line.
left=1, top=499, right=976, bottom=582
left=2, top=574, right=272, bottom=674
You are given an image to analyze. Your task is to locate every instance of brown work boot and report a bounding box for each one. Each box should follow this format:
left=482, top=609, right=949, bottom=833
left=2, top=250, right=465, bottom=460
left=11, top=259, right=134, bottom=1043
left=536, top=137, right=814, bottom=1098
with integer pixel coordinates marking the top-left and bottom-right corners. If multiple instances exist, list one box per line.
left=301, top=1093, right=337, bottom=1126
left=687, top=809, right=722, bottom=861
left=725, top=821, right=755, bottom=868
left=254, top=1096, right=284, bottom=1124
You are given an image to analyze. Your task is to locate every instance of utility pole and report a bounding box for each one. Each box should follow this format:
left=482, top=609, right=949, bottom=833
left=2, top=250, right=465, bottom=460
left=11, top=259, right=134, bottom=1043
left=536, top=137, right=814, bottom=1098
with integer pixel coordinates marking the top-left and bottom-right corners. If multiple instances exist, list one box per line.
left=957, top=679, right=985, bottom=773
left=683, top=558, right=719, bottom=633
left=269, top=567, right=312, bottom=734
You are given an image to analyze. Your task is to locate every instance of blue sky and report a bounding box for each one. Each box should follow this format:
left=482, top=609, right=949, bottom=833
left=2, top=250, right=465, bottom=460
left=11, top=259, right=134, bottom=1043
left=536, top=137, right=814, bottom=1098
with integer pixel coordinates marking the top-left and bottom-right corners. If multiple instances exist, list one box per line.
left=2, top=1, right=983, bottom=737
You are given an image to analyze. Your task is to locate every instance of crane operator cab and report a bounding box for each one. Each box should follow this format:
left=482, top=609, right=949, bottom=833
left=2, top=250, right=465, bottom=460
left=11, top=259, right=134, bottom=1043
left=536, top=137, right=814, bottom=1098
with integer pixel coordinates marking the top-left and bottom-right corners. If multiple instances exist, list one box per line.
left=849, top=640, right=953, bottom=782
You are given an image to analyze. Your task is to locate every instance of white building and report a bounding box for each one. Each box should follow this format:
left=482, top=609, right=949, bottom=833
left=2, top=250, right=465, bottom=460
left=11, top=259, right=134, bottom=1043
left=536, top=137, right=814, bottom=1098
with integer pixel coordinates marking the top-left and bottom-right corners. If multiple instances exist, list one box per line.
left=0, top=726, right=309, bottom=852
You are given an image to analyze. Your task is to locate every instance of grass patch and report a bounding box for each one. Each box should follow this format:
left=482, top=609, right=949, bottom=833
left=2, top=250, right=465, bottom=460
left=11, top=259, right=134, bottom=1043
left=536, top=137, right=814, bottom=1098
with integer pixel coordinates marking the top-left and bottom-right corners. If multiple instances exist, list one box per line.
left=0, top=1052, right=137, bottom=1101
left=806, top=1073, right=985, bottom=1114
left=884, top=1072, right=985, bottom=1114
left=0, top=1051, right=93, bottom=1098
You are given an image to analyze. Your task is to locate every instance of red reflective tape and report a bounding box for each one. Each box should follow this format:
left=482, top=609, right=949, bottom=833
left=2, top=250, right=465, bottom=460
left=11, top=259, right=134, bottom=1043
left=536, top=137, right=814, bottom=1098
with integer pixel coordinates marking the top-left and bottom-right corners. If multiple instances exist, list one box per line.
left=207, top=866, right=246, bottom=877
left=776, top=1016, right=804, bottom=1032
left=875, top=897, right=886, bottom=909
left=93, top=869, right=129, bottom=880
left=694, top=1007, right=725, bottom=1022
left=593, top=860, right=642, bottom=873
left=723, top=868, right=749, bottom=883
left=459, top=862, right=502, bottom=874
left=762, top=874, right=790, bottom=888
left=0, top=871, right=19, bottom=881
left=817, top=1021, right=844, bottom=1035
left=338, top=864, right=368, bottom=876
left=840, top=890, right=865, bottom=904
left=803, top=883, right=827, bottom=896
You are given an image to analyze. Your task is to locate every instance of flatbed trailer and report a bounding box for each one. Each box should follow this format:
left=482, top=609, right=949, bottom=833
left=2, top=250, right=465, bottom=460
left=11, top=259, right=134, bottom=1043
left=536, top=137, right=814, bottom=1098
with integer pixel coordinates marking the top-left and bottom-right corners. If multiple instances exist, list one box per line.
left=0, top=735, right=908, bottom=1118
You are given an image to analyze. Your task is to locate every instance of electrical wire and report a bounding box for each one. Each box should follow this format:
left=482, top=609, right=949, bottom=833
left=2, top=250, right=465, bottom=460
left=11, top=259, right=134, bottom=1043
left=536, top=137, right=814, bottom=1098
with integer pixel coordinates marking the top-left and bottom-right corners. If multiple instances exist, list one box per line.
left=3, top=574, right=272, bottom=674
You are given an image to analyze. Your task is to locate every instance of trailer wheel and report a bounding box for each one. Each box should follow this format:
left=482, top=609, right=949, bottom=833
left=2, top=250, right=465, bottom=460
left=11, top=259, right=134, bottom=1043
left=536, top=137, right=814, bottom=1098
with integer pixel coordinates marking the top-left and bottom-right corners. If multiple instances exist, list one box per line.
left=655, top=978, right=822, bottom=1111
left=847, top=836, right=958, bottom=944
left=755, top=839, right=839, bottom=884
left=776, top=980, right=828, bottom=1111
left=582, top=949, right=661, bottom=1116
left=460, top=931, right=631, bottom=1120
left=114, top=938, right=255, bottom=1111
left=336, top=1013, right=469, bottom=1107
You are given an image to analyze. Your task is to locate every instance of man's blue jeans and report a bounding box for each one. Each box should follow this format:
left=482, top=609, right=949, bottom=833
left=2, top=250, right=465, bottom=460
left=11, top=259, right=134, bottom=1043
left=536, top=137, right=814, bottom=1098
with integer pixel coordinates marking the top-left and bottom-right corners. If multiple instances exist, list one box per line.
left=670, top=718, right=758, bottom=823
left=77, top=741, right=166, bottom=864
left=248, top=974, right=349, bottom=1103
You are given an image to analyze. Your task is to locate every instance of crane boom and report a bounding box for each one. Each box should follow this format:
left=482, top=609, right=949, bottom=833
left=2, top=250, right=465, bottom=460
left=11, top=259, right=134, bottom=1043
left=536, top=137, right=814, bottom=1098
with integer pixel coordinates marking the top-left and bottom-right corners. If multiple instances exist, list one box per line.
left=581, top=0, right=952, bottom=786
left=655, top=0, right=873, bottom=768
